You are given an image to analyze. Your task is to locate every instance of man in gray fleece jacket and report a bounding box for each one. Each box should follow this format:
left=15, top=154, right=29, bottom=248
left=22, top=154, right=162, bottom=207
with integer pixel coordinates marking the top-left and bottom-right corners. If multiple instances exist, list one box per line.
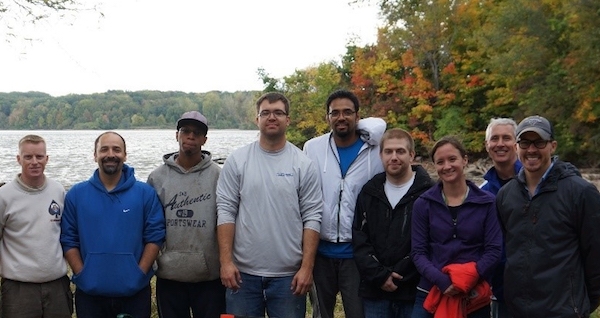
left=147, top=111, right=225, bottom=318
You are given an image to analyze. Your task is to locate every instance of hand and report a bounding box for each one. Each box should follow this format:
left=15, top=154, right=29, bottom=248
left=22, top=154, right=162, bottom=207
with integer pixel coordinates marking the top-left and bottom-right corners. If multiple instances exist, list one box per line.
left=381, top=272, right=403, bottom=292
left=291, top=266, right=313, bottom=295
left=443, top=284, right=460, bottom=296
left=220, top=261, right=242, bottom=291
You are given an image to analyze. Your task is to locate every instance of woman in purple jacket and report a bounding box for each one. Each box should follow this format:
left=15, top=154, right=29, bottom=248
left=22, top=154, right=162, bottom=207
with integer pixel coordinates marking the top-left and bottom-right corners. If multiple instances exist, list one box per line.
left=410, top=136, right=502, bottom=318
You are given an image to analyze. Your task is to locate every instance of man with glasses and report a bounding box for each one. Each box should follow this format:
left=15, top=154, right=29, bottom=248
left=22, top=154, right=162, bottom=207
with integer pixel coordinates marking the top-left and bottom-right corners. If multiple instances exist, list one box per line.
left=217, top=92, right=323, bottom=318
left=496, top=115, right=600, bottom=317
left=303, top=89, right=386, bottom=318
left=147, top=111, right=225, bottom=318
left=480, top=118, right=522, bottom=318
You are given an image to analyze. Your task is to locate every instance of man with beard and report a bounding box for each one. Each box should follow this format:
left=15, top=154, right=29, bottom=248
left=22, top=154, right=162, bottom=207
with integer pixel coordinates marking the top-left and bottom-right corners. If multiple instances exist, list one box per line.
left=0, top=135, right=73, bottom=318
left=303, top=89, right=386, bottom=318
left=60, top=131, right=165, bottom=318
left=217, top=92, right=323, bottom=318
left=147, top=111, right=225, bottom=318
left=353, top=128, right=433, bottom=317
left=479, top=118, right=521, bottom=318
left=496, top=116, right=600, bottom=317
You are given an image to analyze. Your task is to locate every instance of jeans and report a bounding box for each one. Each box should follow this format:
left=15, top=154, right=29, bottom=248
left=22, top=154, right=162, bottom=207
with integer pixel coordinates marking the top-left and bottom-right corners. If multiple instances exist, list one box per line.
left=156, top=277, right=225, bottom=318
left=74, top=285, right=151, bottom=318
left=363, top=298, right=414, bottom=318
left=225, top=272, right=305, bottom=318
left=411, top=290, right=490, bottom=318
left=313, top=255, right=364, bottom=318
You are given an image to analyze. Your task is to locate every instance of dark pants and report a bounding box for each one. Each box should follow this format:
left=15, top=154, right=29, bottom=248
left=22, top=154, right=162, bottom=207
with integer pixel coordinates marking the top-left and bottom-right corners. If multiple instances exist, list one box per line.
left=75, top=285, right=151, bottom=318
left=313, top=254, right=364, bottom=318
left=156, top=277, right=225, bottom=318
left=1, top=275, right=73, bottom=318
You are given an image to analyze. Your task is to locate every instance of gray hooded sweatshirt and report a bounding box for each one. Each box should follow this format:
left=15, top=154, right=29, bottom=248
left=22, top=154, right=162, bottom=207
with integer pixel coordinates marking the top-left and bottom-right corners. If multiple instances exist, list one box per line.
left=147, top=150, right=221, bottom=282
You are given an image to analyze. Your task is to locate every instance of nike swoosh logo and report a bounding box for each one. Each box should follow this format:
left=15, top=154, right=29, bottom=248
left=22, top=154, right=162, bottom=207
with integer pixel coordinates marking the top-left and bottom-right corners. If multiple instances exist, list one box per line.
left=123, top=209, right=130, bottom=213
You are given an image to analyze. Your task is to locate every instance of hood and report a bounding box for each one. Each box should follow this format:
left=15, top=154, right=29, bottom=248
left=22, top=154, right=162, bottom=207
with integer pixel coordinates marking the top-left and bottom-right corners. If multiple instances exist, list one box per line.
left=357, top=117, right=386, bottom=146
left=162, top=150, right=214, bottom=174
left=89, top=164, right=136, bottom=193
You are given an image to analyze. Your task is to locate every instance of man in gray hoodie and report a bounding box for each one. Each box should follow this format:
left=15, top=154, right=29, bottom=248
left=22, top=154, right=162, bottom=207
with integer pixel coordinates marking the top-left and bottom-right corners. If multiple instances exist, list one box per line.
left=147, top=111, right=224, bottom=318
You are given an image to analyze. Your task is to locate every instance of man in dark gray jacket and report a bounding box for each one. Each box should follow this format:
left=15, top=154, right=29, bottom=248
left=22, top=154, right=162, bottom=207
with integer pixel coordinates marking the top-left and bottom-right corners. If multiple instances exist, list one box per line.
left=496, top=115, right=600, bottom=318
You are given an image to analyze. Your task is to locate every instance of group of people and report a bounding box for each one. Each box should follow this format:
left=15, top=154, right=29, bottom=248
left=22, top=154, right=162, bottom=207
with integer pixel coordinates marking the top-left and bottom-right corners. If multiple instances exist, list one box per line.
left=0, top=89, right=599, bottom=318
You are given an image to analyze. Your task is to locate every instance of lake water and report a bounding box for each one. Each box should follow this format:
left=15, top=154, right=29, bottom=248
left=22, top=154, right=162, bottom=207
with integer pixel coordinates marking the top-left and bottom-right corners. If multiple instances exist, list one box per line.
left=0, top=129, right=259, bottom=188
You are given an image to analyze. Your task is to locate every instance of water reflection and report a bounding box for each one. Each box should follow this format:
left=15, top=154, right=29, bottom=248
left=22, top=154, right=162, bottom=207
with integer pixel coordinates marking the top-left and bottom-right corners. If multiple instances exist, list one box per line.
left=0, top=130, right=259, bottom=188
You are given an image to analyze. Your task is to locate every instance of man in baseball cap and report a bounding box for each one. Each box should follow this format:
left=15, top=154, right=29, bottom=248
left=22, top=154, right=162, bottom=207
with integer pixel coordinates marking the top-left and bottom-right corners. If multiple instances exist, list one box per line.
left=496, top=114, right=600, bottom=317
left=147, top=110, right=225, bottom=317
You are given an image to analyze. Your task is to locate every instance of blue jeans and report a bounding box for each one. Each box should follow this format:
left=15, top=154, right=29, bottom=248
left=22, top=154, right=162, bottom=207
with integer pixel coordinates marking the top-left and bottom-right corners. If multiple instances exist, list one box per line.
left=411, top=290, right=490, bottom=318
left=313, top=255, right=364, bottom=318
left=74, top=285, right=151, bottom=318
left=225, top=272, right=305, bottom=318
left=363, top=298, right=414, bottom=318
left=156, top=277, right=225, bottom=318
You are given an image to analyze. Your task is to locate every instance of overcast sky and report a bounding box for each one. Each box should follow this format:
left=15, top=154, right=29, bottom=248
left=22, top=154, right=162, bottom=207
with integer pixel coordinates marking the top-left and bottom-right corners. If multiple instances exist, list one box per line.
left=0, top=0, right=381, bottom=96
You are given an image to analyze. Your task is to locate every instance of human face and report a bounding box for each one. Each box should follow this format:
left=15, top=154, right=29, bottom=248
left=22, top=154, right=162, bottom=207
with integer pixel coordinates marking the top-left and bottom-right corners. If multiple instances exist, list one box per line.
left=94, top=133, right=127, bottom=175
left=433, top=143, right=468, bottom=184
left=381, top=138, right=415, bottom=182
left=486, top=124, right=517, bottom=165
left=17, top=142, right=48, bottom=181
left=327, top=98, right=359, bottom=139
left=256, top=100, right=289, bottom=138
left=176, top=125, right=207, bottom=156
left=517, top=131, right=556, bottom=175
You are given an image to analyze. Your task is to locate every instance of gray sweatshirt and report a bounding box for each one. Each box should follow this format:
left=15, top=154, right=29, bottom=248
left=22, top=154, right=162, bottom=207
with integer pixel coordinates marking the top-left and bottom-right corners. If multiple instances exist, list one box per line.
left=0, top=176, right=67, bottom=282
left=217, top=141, right=323, bottom=277
left=147, top=151, right=221, bottom=282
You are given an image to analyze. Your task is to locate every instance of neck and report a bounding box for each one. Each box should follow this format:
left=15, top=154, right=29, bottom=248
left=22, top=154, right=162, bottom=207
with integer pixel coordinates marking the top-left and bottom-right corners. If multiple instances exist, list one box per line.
left=442, top=180, right=469, bottom=206
left=176, top=152, right=203, bottom=170
left=99, top=172, right=122, bottom=192
left=20, top=174, right=45, bottom=188
left=333, top=132, right=359, bottom=147
left=494, top=158, right=517, bottom=180
left=386, top=168, right=414, bottom=186
left=259, top=135, right=286, bottom=152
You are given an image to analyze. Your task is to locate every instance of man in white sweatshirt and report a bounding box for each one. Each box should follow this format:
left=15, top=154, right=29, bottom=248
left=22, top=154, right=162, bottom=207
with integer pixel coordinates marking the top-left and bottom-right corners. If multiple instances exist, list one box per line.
left=0, top=135, right=72, bottom=318
left=303, top=90, right=386, bottom=318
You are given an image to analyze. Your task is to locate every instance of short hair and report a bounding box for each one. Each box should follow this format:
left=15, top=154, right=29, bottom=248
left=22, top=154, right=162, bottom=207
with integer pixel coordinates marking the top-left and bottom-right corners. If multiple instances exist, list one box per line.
left=430, top=136, right=468, bottom=162
left=256, top=92, right=290, bottom=114
left=19, top=135, right=46, bottom=152
left=485, top=118, right=517, bottom=141
left=380, top=128, right=415, bottom=154
left=94, top=131, right=127, bottom=155
left=326, top=90, right=359, bottom=113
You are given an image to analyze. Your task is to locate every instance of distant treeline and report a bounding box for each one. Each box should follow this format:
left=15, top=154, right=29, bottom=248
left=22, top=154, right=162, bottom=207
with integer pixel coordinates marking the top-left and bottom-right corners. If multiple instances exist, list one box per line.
left=0, top=90, right=260, bottom=131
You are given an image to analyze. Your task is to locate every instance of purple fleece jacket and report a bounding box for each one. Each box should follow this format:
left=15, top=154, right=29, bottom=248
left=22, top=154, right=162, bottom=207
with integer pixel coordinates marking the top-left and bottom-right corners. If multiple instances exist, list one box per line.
left=411, top=180, right=501, bottom=293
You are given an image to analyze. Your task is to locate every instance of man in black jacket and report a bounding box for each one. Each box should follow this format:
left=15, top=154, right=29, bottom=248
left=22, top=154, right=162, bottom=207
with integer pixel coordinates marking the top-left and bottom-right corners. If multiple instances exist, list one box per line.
left=496, top=115, right=600, bottom=318
left=353, top=128, right=434, bottom=318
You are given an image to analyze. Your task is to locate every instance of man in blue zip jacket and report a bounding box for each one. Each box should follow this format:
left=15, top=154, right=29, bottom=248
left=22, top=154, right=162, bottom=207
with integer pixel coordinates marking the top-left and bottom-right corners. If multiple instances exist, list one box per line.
left=61, top=131, right=166, bottom=318
left=480, top=118, right=522, bottom=318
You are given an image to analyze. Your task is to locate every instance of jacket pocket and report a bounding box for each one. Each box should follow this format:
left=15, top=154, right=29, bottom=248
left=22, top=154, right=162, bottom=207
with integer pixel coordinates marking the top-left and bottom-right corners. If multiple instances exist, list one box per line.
left=73, top=253, right=148, bottom=297
left=156, top=251, right=211, bottom=282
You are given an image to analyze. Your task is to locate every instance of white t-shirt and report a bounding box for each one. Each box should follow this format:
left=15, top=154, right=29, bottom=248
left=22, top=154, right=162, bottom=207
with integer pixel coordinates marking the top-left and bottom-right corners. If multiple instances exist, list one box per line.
left=384, top=172, right=416, bottom=207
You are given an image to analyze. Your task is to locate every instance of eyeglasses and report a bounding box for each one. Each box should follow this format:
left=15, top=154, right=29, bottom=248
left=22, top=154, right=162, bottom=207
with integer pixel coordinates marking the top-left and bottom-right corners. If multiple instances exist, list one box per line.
left=328, top=109, right=356, bottom=118
left=178, top=127, right=205, bottom=137
left=517, top=139, right=550, bottom=149
left=258, top=110, right=288, bottom=118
